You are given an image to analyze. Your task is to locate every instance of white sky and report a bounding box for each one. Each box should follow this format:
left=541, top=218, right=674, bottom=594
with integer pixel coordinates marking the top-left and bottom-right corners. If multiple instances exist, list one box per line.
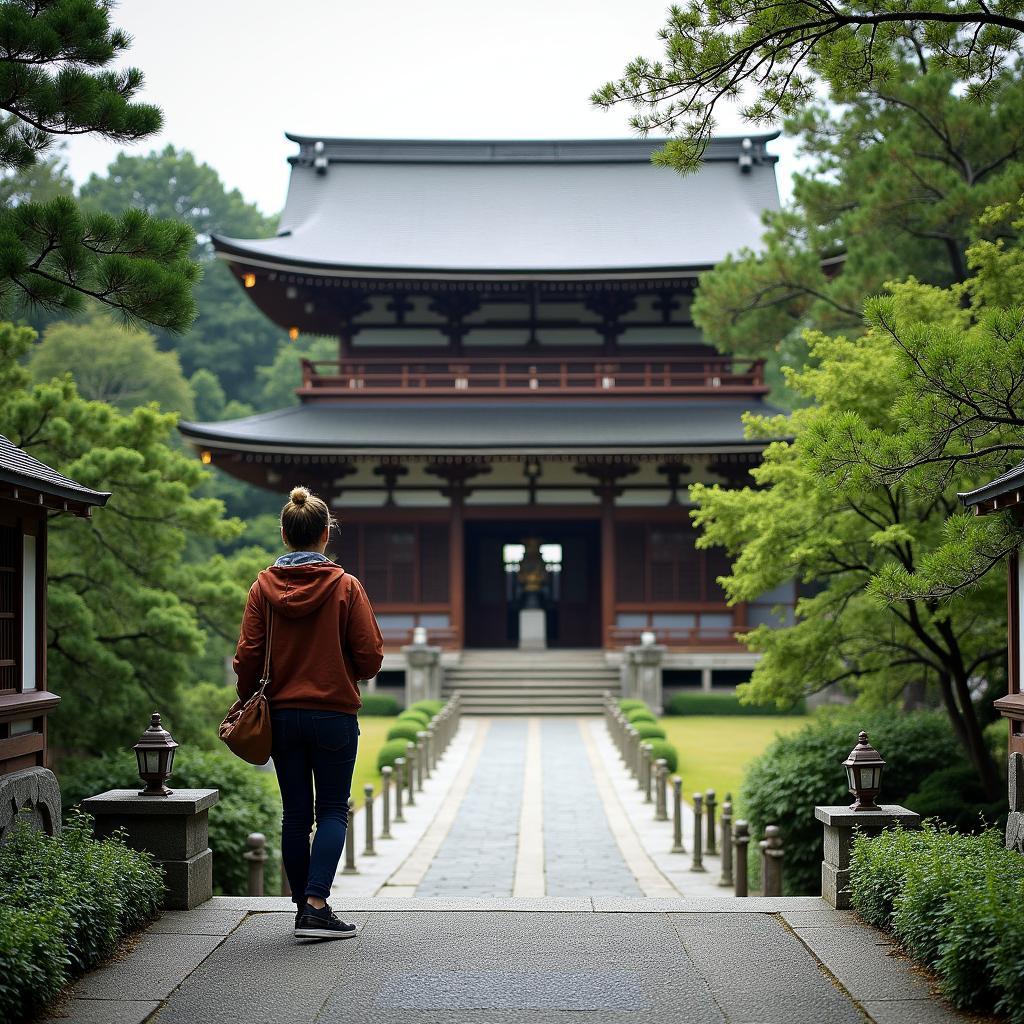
left=62, top=0, right=800, bottom=217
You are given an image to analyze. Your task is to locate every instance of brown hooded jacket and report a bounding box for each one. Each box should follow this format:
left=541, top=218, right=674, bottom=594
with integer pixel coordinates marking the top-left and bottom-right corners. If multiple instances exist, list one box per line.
left=232, top=562, right=383, bottom=714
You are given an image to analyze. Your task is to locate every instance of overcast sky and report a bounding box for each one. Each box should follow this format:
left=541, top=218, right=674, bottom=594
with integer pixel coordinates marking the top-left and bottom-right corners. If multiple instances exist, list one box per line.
left=62, top=0, right=800, bottom=217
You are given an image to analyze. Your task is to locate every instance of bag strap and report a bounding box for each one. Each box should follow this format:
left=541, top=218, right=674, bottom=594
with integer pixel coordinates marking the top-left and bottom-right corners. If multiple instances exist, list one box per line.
left=257, top=607, right=274, bottom=695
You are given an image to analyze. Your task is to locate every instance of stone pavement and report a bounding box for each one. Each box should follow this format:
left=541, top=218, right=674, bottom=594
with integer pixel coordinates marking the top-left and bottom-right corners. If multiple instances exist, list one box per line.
left=46, top=897, right=974, bottom=1023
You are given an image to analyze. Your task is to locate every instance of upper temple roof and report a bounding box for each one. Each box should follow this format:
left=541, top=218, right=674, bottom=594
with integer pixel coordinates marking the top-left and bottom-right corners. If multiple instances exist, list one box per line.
left=212, top=134, right=781, bottom=278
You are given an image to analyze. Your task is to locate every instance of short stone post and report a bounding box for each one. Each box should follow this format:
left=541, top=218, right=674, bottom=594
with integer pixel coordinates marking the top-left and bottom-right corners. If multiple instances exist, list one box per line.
left=718, top=795, right=733, bottom=888
left=82, top=788, right=220, bottom=910
left=760, top=825, right=784, bottom=897
left=405, top=743, right=417, bottom=806
left=394, top=758, right=406, bottom=822
left=401, top=640, right=442, bottom=706
left=670, top=775, right=685, bottom=854
left=733, top=820, right=750, bottom=897
left=244, top=832, right=267, bottom=897
left=380, top=766, right=393, bottom=839
left=415, top=733, right=427, bottom=791
left=654, top=759, right=668, bottom=822
left=690, top=792, right=705, bottom=872
left=629, top=727, right=641, bottom=782
left=642, top=744, right=654, bottom=803
left=363, top=783, right=376, bottom=856
left=620, top=646, right=639, bottom=700
left=425, top=725, right=435, bottom=775
left=342, top=798, right=357, bottom=874
left=705, top=790, right=717, bottom=854
left=814, top=804, right=920, bottom=909
left=634, top=640, right=667, bottom=714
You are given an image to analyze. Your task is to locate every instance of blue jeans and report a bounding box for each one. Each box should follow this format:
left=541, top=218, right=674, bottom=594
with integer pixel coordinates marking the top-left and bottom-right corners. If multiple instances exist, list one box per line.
left=270, top=708, right=359, bottom=904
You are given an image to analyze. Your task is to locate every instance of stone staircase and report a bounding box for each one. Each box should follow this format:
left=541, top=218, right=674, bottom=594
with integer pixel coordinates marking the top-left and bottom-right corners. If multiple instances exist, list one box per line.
left=442, top=649, right=618, bottom=715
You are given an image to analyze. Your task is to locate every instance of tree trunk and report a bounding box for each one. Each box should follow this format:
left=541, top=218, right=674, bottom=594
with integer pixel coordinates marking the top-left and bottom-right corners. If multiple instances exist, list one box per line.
left=935, top=669, right=1002, bottom=801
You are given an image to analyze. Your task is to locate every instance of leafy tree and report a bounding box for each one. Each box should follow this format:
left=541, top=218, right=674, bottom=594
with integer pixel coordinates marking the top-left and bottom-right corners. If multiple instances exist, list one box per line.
left=0, top=320, right=270, bottom=752
left=0, top=150, right=72, bottom=207
left=593, top=1, right=1024, bottom=174
left=79, top=147, right=282, bottom=402
left=255, top=334, right=336, bottom=410
left=28, top=313, right=194, bottom=416
left=690, top=216, right=1024, bottom=796
left=0, top=1, right=197, bottom=330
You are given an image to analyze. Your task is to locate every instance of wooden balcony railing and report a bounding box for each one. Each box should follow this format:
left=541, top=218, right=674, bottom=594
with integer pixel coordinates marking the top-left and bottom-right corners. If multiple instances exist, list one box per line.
left=608, top=626, right=744, bottom=649
left=298, top=355, right=765, bottom=399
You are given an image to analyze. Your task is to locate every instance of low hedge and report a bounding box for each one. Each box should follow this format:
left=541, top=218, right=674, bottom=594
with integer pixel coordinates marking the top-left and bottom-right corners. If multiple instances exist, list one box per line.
left=60, top=747, right=281, bottom=896
left=377, top=737, right=414, bottom=771
left=360, top=693, right=400, bottom=716
left=625, top=708, right=657, bottom=725
left=634, top=723, right=666, bottom=741
left=409, top=700, right=444, bottom=717
left=386, top=721, right=422, bottom=743
left=666, top=690, right=806, bottom=716
left=619, top=699, right=649, bottom=712
left=643, top=738, right=679, bottom=773
left=0, top=812, right=164, bottom=1022
left=850, top=824, right=1024, bottom=1021
left=397, top=710, right=431, bottom=728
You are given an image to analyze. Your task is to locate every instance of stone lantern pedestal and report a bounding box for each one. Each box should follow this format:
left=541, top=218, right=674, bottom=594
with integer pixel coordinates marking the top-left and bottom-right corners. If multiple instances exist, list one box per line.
left=402, top=643, right=442, bottom=704
left=633, top=643, right=666, bottom=715
left=814, top=804, right=920, bottom=909
left=83, top=789, right=219, bottom=910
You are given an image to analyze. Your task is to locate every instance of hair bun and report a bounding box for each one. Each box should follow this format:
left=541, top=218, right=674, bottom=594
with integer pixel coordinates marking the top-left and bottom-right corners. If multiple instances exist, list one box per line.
left=289, top=486, right=309, bottom=506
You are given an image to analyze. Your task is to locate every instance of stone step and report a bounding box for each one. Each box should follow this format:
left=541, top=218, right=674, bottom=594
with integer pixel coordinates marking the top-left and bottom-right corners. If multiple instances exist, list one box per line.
left=443, top=677, right=617, bottom=688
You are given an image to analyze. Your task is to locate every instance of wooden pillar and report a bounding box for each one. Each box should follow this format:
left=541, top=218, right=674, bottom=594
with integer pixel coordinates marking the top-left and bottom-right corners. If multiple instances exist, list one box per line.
left=449, top=491, right=465, bottom=649
left=601, top=492, right=615, bottom=650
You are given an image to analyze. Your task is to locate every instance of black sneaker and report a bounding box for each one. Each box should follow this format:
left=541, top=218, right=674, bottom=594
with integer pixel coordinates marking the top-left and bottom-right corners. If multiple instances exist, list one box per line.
left=294, top=902, right=358, bottom=940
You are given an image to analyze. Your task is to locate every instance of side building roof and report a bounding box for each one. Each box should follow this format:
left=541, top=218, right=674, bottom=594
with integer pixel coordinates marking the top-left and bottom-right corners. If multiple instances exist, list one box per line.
left=959, top=462, right=1024, bottom=515
left=213, top=135, right=781, bottom=278
left=0, top=434, right=111, bottom=516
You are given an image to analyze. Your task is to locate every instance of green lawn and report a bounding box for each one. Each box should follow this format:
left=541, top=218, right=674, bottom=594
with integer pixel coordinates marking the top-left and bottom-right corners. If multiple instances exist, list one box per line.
left=352, top=715, right=398, bottom=807
left=658, top=715, right=807, bottom=816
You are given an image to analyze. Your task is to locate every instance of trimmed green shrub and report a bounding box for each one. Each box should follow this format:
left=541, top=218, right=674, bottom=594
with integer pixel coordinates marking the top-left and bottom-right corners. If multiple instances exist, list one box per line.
left=634, top=723, right=667, bottom=740
left=666, top=690, right=806, bottom=716
left=377, top=737, right=413, bottom=771
left=60, top=747, right=280, bottom=896
left=397, top=710, right=431, bottom=728
left=625, top=708, right=657, bottom=725
left=360, top=693, right=400, bottom=716
left=409, top=699, right=444, bottom=717
left=643, top=739, right=678, bottom=772
left=0, top=812, right=164, bottom=1022
left=741, top=708, right=982, bottom=895
left=850, top=824, right=1024, bottom=1020
left=619, top=699, right=648, bottom=712
left=387, top=721, right=422, bottom=743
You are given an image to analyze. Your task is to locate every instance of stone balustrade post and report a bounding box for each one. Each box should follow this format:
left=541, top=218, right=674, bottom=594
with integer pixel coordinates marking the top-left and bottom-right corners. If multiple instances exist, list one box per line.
left=634, top=641, right=667, bottom=715
left=690, top=792, right=706, bottom=872
left=642, top=744, right=654, bottom=803
left=760, top=824, right=784, bottom=897
left=405, top=743, right=417, bottom=807
left=380, top=766, right=393, bottom=839
left=363, top=783, right=376, bottom=856
left=814, top=803, right=920, bottom=909
left=415, top=733, right=427, bottom=791
left=394, top=758, right=406, bottom=822
left=654, top=759, right=668, bottom=822
left=401, top=641, right=442, bottom=706
left=244, top=832, right=267, bottom=897
left=719, top=795, right=733, bottom=888
left=671, top=775, right=685, bottom=854
left=705, top=789, right=717, bottom=855
left=423, top=728, right=434, bottom=778
left=733, top=820, right=750, bottom=897
left=342, top=798, right=357, bottom=875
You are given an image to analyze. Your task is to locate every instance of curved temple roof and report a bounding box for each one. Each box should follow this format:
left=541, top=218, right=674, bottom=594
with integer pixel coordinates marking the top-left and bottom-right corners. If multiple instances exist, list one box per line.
left=213, top=135, right=781, bottom=278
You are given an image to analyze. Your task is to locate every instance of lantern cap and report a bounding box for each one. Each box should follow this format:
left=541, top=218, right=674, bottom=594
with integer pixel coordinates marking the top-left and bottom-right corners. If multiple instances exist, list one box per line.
left=842, top=730, right=885, bottom=767
left=134, top=712, right=179, bottom=750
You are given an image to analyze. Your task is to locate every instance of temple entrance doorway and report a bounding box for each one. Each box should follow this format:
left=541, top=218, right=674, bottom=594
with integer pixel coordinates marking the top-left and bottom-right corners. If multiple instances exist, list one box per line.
left=463, top=519, right=601, bottom=649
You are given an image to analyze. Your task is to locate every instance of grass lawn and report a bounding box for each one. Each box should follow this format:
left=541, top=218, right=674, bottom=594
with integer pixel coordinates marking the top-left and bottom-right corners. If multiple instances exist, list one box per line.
left=658, top=715, right=807, bottom=816
left=352, top=715, right=398, bottom=807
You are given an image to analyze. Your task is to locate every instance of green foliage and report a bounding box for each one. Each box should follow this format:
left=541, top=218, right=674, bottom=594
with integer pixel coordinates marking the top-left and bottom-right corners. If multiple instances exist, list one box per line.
left=644, top=739, right=678, bottom=773
left=359, top=693, right=400, bottom=717
left=59, top=748, right=280, bottom=895
left=741, top=709, right=977, bottom=894
left=618, top=699, right=649, bottom=712
left=29, top=312, right=194, bottom=416
left=625, top=708, right=657, bottom=725
left=0, top=811, right=163, bottom=1022
left=386, top=722, right=422, bottom=743
left=377, top=738, right=412, bottom=772
left=254, top=334, right=335, bottom=410
left=173, top=681, right=235, bottom=751
left=594, top=1, right=1024, bottom=175
left=666, top=691, right=806, bottom=716
left=850, top=825, right=1024, bottom=1020
left=409, top=700, right=444, bottom=717
left=397, top=710, right=431, bottom=728
left=633, top=723, right=667, bottom=740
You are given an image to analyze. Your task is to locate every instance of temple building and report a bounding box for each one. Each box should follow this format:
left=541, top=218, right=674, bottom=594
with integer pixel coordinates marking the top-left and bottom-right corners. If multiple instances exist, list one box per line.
left=181, top=134, right=792, bottom=688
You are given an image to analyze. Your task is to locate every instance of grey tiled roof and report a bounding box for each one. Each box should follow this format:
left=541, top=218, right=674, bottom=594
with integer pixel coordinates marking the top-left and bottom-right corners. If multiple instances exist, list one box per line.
left=0, top=434, right=110, bottom=509
left=213, top=135, right=781, bottom=275
left=959, top=462, right=1024, bottom=508
left=179, top=399, right=778, bottom=456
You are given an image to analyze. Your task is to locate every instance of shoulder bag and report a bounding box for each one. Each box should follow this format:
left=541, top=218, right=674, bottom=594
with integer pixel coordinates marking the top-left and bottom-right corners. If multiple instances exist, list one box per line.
left=219, top=608, right=274, bottom=765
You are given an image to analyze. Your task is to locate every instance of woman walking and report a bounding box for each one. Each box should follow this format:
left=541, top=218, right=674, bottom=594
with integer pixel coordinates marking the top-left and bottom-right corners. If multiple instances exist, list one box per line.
left=233, top=486, right=383, bottom=939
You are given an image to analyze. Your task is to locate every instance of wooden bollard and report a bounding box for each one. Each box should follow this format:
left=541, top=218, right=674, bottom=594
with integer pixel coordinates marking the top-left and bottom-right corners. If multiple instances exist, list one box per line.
left=690, top=792, right=706, bottom=872
left=670, top=775, right=685, bottom=854
left=654, top=759, right=668, bottom=821
left=705, top=789, right=717, bottom=854
left=381, top=765, right=393, bottom=838
left=394, top=758, right=406, bottom=822
left=719, top=795, right=733, bottom=888
left=642, top=745, right=654, bottom=803
left=244, top=832, right=267, bottom=896
left=405, top=743, right=417, bottom=806
left=761, top=824, right=784, bottom=897
left=363, top=783, right=376, bottom=856
left=342, top=798, right=358, bottom=874
left=733, top=819, right=750, bottom=897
